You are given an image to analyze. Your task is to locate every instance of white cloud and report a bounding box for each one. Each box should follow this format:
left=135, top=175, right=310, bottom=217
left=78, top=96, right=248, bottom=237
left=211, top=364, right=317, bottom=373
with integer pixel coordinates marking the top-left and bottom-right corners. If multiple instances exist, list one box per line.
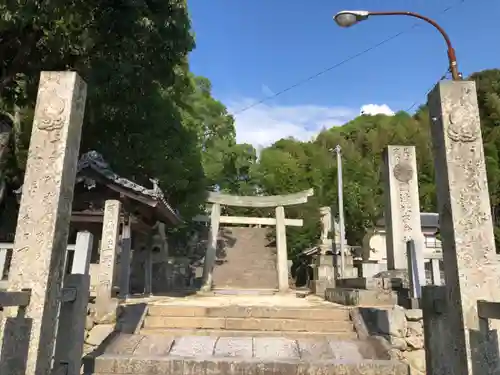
left=360, top=104, right=395, bottom=116
left=226, top=99, right=394, bottom=150
left=261, top=84, right=275, bottom=97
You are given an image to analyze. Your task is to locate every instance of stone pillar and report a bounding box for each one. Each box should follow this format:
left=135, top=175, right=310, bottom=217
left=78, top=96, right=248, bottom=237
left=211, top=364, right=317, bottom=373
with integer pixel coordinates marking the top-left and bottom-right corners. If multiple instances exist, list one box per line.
left=422, top=285, right=456, bottom=375
left=96, top=199, right=121, bottom=319
left=312, top=254, right=335, bottom=296
left=0, top=247, right=7, bottom=279
left=311, top=207, right=336, bottom=296
left=119, top=215, right=132, bottom=299
left=275, top=205, right=289, bottom=293
left=157, top=222, right=168, bottom=258
left=0, top=71, right=86, bottom=375
left=426, top=80, right=500, bottom=374
left=144, top=232, right=153, bottom=296
left=71, top=231, right=93, bottom=275
left=382, top=145, right=425, bottom=283
left=201, top=203, right=221, bottom=292
left=319, top=206, right=332, bottom=254
left=54, top=231, right=93, bottom=375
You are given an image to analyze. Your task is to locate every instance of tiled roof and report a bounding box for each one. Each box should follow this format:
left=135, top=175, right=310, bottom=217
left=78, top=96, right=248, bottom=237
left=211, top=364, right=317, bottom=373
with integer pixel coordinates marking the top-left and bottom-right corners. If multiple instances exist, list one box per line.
left=16, top=150, right=182, bottom=224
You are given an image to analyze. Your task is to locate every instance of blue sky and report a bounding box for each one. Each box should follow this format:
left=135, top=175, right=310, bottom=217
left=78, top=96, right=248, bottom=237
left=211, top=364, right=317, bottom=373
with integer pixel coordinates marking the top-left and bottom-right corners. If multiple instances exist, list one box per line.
left=188, top=0, right=500, bottom=149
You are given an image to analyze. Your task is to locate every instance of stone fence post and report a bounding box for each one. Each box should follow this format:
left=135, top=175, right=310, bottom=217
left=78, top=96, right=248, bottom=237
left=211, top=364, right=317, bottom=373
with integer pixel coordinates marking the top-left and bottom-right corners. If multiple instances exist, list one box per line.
left=53, top=231, right=93, bottom=375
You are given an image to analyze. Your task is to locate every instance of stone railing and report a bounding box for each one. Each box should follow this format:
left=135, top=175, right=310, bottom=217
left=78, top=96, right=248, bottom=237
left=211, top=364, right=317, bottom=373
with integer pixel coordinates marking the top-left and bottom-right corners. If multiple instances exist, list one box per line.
left=0, top=231, right=93, bottom=374
left=0, top=242, right=104, bottom=298
left=405, top=240, right=442, bottom=307
left=1, top=242, right=77, bottom=287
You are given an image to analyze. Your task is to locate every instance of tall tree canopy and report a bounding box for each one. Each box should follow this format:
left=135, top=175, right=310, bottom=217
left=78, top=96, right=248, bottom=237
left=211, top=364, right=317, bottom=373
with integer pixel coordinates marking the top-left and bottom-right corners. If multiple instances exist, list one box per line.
left=249, top=69, right=500, bottom=257
left=0, top=0, right=240, bottom=223
left=1, top=3, right=499, bottom=258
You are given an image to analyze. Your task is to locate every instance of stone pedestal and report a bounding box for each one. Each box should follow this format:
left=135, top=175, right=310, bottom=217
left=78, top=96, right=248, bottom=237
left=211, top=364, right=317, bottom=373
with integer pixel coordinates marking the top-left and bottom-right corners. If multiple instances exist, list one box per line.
left=362, top=262, right=387, bottom=278
left=333, top=254, right=358, bottom=278
left=311, top=255, right=335, bottom=296
left=425, top=80, right=500, bottom=373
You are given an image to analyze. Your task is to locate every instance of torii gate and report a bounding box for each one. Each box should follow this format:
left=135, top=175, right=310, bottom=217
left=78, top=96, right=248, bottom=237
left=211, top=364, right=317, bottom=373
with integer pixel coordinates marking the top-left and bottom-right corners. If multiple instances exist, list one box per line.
left=194, top=189, right=314, bottom=293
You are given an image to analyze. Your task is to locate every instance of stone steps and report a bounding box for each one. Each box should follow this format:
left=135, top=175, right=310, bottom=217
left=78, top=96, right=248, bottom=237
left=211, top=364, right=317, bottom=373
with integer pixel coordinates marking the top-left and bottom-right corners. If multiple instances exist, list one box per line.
left=84, top=297, right=408, bottom=374
left=84, top=333, right=409, bottom=375
left=142, top=315, right=353, bottom=332
left=139, top=327, right=358, bottom=340
left=212, top=227, right=278, bottom=289
left=142, top=304, right=353, bottom=333
left=211, top=288, right=277, bottom=296
left=147, top=305, right=351, bottom=320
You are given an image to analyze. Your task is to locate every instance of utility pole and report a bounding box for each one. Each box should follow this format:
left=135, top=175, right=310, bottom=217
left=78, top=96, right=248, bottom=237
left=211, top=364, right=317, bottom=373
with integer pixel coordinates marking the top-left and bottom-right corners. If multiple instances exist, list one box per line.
left=331, top=145, right=346, bottom=277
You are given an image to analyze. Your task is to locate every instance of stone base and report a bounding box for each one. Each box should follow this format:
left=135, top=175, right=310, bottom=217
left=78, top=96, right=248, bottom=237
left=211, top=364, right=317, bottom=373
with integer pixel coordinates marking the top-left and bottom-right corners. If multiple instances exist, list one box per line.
left=310, top=279, right=335, bottom=297
left=341, top=266, right=359, bottom=278
left=312, top=255, right=336, bottom=297
left=373, top=269, right=409, bottom=288
left=325, top=288, right=397, bottom=306
left=333, top=254, right=354, bottom=267
left=402, top=297, right=420, bottom=309
left=361, top=262, right=387, bottom=278
left=336, top=277, right=403, bottom=291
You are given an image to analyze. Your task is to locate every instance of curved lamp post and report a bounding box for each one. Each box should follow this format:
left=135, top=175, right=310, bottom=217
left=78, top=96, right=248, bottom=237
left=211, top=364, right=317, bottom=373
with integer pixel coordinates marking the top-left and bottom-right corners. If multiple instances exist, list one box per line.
left=333, top=10, right=461, bottom=81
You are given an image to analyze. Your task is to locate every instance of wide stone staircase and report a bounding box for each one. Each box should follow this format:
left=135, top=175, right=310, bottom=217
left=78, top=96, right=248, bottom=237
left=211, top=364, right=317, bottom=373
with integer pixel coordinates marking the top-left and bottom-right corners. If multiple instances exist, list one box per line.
left=140, top=303, right=356, bottom=339
left=84, top=295, right=408, bottom=374
left=212, top=227, right=278, bottom=290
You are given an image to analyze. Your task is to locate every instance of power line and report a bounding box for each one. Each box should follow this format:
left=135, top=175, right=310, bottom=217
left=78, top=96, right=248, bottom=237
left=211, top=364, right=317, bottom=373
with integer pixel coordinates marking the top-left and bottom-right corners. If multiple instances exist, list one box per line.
left=405, top=70, right=449, bottom=113
left=232, top=1, right=466, bottom=116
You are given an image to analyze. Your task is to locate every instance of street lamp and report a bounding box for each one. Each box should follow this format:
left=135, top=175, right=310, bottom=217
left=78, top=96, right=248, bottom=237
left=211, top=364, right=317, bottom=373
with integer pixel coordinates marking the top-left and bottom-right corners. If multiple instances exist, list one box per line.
left=333, top=10, right=461, bottom=81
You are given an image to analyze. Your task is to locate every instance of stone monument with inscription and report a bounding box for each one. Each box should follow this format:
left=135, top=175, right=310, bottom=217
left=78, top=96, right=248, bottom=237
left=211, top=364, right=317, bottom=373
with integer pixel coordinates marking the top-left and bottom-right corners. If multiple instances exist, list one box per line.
left=422, top=80, right=500, bottom=374
left=96, top=199, right=121, bottom=319
left=382, top=145, right=425, bottom=283
left=0, top=72, right=87, bottom=375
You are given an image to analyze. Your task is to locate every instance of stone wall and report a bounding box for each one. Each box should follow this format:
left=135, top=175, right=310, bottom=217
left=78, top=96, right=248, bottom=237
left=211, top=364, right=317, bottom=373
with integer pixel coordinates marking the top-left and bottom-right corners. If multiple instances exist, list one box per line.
left=83, top=299, right=146, bottom=356
left=354, top=305, right=425, bottom=375
left=83, top=298, right=120, bottom=355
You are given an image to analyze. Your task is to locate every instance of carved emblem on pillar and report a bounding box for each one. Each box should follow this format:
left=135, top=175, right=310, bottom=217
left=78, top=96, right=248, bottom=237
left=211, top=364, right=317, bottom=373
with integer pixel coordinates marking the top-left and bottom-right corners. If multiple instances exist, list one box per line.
left=393, top=162, right=414, bottom=183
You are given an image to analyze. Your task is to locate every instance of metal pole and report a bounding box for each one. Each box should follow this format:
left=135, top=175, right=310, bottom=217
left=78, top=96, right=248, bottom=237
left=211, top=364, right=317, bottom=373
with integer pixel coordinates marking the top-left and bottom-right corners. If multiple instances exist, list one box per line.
left=367, top=11, right=461, bottom=80
left=334, top=145, right=346, bottom=277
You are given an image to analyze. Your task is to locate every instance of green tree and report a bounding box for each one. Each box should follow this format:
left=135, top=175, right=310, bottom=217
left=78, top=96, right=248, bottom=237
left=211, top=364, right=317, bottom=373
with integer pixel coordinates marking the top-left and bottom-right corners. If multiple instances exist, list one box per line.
left=250, top=69, right=500, bottom=256
left=0, top=1, right=210, bottom=219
